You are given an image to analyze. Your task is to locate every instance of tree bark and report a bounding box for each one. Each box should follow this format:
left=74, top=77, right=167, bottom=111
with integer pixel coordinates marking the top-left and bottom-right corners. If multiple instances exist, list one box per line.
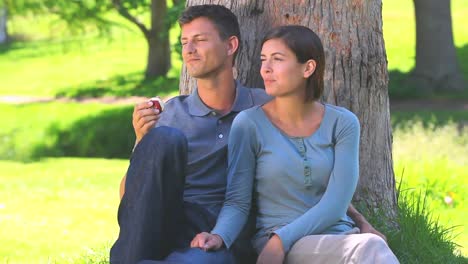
left=412, top=0, right=465, bottom=92
left=0, top=7, right=7, bottom=44
left=145, top=0, right=171, bottom=79
left=113, top=0, right=171, bottom=79
left=180, top=0, right=397, bottom=218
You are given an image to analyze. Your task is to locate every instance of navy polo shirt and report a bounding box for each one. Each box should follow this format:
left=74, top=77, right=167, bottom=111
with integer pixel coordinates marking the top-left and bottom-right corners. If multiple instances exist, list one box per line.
left=156, top=81, right=271, bottom=215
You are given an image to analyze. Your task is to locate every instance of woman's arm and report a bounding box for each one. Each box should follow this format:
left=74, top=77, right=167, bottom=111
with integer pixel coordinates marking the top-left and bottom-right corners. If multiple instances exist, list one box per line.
left=193, top=111, right=258, bottom=249
left=273, top=111, right=360, bottom=253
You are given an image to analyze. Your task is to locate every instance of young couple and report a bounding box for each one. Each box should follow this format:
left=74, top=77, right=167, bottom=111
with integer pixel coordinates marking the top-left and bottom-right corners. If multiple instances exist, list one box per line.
left=110, top=4, right=399, bottom=264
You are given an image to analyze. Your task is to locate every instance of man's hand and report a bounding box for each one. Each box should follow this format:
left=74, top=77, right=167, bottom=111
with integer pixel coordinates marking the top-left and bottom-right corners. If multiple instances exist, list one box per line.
left=133, top=101, right=161, bottom=144
left=256, top=235, right=285, bottom=264
left=190, top=232, right=224, bottom=251
left=347, top=204, right=387, bottom=242
left=357, top=221, right=387, bottom=242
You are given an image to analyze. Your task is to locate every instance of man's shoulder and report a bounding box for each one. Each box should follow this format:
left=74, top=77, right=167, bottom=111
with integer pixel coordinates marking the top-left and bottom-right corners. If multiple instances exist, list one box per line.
left=163, top=94, right=190, bottom=112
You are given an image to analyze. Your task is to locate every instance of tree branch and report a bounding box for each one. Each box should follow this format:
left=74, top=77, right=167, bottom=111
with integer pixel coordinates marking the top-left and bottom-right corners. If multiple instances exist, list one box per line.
left=112, top=0, right=149, bottom=37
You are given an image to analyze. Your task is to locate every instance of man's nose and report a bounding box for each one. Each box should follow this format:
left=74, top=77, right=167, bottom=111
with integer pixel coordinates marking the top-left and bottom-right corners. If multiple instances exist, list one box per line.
left=183, top=42, right=195, bottom=54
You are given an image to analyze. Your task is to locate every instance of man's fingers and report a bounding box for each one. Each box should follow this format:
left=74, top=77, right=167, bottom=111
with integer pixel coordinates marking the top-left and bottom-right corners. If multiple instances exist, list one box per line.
left=203, top=238, right=218, bottom=250
left=134, top=108, right=160, bottom=122
left=134, top=101, right=154, bottom=112
left=136, top=115, right=159, bottom=129
left=140, top=120, right=157, bottom=133
left=190, top=233, right=209, bottom=248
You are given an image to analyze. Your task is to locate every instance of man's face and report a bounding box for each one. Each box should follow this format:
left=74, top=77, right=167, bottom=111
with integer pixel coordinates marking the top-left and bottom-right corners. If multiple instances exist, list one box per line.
left=180, top=17, right=232, bottom=79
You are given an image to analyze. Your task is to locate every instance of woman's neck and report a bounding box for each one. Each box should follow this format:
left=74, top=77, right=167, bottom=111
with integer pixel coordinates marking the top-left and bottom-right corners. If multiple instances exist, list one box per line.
left=263, top=97, right=324, bottom=137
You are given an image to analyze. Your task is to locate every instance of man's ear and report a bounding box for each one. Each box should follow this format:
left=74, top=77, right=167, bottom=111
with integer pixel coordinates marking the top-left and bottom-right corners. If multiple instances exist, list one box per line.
left=226, top=36, right=239, bottom=56
left=304, top=59, right=317, bottom=78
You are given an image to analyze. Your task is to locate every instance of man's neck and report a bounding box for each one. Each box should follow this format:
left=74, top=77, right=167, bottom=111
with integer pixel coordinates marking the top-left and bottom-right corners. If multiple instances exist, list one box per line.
left=196, top=71, right=236, bottom=114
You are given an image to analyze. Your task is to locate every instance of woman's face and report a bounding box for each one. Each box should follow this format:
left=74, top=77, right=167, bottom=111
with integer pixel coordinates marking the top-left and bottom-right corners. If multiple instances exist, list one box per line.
left=260, top=38, right=309, bottom=98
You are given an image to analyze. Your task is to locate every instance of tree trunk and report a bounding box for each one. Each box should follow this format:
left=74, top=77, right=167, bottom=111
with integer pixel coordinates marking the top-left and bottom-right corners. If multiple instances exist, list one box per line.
left=411, top=0, right=465, bottom=92
left=145, top=0, right=171, bottom=79
left=0, top=7, right=7, bottom=44
left=180, top=0, right=397, bottom=218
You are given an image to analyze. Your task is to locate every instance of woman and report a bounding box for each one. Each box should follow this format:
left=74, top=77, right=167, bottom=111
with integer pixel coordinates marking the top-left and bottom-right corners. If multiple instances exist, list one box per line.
left=191, top=25, right=398, bottom=264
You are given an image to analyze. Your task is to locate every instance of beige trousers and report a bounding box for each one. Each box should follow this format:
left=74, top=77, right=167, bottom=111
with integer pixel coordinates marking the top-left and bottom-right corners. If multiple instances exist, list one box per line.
left=285, top=233, right=399, bottom=264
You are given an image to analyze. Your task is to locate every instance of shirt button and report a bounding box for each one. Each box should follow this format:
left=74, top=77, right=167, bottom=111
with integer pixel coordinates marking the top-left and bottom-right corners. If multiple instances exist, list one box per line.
left=218, top=119, right=223, bottom=124
left=218, top=134, right=224, bottom=139
left=211, top=111, right=217, bottom=116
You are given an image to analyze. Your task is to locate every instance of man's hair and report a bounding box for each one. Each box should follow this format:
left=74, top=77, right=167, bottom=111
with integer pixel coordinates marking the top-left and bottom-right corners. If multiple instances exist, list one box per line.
left=262, top=25, right=325, bottom=102
left=179, top=5, right=241, bottom=62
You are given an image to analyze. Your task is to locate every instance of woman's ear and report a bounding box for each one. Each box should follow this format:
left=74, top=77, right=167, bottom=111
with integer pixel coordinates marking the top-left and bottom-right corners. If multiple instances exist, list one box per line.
left=304, top=59, right=316, bottom=78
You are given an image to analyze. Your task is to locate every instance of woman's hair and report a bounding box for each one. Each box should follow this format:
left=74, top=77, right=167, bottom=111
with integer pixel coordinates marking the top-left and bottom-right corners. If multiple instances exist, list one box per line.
left=262, top=25, right=325, bottom=101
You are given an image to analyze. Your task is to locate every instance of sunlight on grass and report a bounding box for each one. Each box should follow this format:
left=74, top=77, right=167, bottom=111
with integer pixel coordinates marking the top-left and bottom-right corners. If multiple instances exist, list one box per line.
left=393, top=122, right=468, bottom=256
left=0, top=158, right=127, bottom=263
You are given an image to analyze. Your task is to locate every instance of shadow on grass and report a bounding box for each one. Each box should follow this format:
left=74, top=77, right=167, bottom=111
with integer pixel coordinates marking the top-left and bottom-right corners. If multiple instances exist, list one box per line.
left=388, top=44, right=468, bottom=100
left=391, top=110, right=468, bottom=131
left=55, top=72, right=179, bottom=99
left=31, top=106, right=135, bottom=160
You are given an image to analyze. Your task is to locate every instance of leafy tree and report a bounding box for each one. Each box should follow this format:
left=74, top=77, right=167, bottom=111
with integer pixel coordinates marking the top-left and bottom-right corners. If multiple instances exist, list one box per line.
left=2, top=0, right=185, bottom=79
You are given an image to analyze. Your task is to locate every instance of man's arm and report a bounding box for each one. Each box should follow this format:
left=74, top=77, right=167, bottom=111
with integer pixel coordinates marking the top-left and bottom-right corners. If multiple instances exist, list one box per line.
left=120, top=175, right=127, bottom=200
left=119, top=101, right=161, bottom=199
left=347, top=204, right=387, bottom=242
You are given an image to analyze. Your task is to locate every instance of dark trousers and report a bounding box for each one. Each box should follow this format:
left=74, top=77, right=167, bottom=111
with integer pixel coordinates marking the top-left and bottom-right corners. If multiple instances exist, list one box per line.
left=110, top=127, right=235, bottom=264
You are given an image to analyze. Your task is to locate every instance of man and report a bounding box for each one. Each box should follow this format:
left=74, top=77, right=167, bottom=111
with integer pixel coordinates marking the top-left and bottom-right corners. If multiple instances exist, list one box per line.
left=110, top=5, right=386, bottom=264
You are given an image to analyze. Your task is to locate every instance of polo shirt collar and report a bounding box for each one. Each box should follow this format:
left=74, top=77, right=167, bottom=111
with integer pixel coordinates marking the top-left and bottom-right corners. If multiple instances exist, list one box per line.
left=187, top=80, right=255, bottom=116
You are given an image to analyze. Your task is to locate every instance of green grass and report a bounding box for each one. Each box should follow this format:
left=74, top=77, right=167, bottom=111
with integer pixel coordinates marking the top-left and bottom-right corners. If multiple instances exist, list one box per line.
left=0, top=103, right=135, bottom=161
left=392, top=121, right=468, bottom=257
left=0, top=158, right=126, bottom=264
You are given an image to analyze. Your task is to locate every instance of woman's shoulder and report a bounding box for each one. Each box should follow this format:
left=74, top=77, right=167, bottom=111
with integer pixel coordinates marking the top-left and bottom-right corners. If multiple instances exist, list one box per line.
left=235, top=106, right=264, bottom=122
left=324, top=104, right=359, bottom=125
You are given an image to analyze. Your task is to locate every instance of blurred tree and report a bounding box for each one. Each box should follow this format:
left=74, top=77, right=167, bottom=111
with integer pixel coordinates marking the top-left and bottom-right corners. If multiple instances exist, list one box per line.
left=180, top=0, right=397, bottom=219
left=411, top=0, right=466, bottom=92
left=0, top=5, right=6, bottom=43
left=112, top=0, right=185, bottom=79
left=2, top=0, right=185, bottom=79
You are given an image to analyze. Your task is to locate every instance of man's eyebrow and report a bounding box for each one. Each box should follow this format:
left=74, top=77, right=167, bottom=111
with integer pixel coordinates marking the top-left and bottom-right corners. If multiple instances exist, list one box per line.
left=181, top=33, right=211, bottom=40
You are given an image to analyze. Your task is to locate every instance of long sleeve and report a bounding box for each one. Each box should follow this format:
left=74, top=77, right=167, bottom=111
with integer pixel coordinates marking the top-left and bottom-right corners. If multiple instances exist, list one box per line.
left=211, top=111, right=258, bottom=248
left=274, top=111, right=360, bottom=253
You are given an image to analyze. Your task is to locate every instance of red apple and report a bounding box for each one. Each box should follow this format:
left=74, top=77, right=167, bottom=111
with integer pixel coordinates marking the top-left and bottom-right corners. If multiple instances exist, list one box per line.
left=149, top=97, right=164, bottom=113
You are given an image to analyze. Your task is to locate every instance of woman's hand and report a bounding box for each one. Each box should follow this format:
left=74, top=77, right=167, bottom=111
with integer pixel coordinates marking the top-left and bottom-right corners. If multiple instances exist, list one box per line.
left=256, top=235, right=285, bottom=264
left=190, top=232, right=224, bottom=251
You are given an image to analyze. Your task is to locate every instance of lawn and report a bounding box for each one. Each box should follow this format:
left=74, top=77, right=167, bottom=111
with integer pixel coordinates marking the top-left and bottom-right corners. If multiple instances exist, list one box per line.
left=0, top=158, right=126, bottom=263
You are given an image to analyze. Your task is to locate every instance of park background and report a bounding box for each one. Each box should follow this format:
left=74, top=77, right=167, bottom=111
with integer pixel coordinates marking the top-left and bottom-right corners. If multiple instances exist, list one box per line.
left=0, top=0, right=467, bottom=263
